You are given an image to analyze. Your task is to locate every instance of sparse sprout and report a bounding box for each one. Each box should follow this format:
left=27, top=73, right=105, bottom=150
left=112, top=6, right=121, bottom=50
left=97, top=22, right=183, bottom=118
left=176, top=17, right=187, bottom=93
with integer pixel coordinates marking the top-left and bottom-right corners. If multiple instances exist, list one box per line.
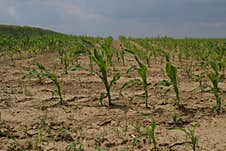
left=28, top=68, right=44, bottom=83
left=170, top=123, right=200, bottom=151
left=145, top=120, right=158, bottom=150
left=66, top=141, right=83, bottom=151
left=35, top=63, right=64, bottom=105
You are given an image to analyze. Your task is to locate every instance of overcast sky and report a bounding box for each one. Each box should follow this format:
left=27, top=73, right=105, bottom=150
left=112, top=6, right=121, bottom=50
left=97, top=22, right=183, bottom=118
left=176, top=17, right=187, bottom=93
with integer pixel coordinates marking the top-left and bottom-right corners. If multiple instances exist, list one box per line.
left=0, top=0, right=226, bottom=38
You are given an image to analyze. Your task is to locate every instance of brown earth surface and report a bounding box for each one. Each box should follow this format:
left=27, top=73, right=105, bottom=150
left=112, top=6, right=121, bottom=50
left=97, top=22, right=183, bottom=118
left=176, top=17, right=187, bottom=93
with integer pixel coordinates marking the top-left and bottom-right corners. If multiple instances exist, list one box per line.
left=0, top=40, right=226, bottom=151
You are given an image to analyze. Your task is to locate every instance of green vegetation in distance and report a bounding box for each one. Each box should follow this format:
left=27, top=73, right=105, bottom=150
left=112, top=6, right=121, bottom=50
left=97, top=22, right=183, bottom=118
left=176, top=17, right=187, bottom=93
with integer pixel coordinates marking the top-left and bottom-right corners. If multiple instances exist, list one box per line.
left=0, top=24, right=64, bottom=37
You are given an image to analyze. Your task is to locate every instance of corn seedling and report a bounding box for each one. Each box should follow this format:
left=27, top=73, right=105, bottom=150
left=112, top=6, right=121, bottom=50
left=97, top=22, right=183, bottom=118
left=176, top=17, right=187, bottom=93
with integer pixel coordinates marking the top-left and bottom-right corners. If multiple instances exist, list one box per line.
left=170, top=123, right=200, bottom=151
left=192, top=71, right=209, bottom=93
left=66, top=141, right=83, bottom=151
left=115, top=48, right=125, bottom=66
left=93, top=49, right=120, bottom=106
left=135, top=56, right=149, bottom=108
left=121, top=56, right=149, bottom=108
left=36, top=63, right=64, bottom=105
left=28, top=68, right=45, bottom=83
left=172, top=113, right=183, bottom=126
left=165, top=52, right=180, bottom=105
left=63, top=52, right=70, bottom=74
left=183, top=62, right=193, bottom=79
left=34, top=128, right=43, bottom=150
left=132, top=122, right=142, bottom=134
left=112, top=128, right=123, bottom=139
left=70, top=47, right=87, bottom=72
left=208, top=61, right=222, bottom=113
left=144, top=120, right=158, bottom=150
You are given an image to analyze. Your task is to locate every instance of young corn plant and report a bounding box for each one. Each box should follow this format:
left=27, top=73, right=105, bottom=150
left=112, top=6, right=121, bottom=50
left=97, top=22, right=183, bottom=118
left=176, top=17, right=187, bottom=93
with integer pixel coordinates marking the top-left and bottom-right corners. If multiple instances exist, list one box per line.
left=66, top=141, right=83, bottom=151
left=36, top=63, right=64, bottom=105
left=93, top=49, right=120, bottom=106
left=121, top=56, right=149, bottom=108
left=70, top=42, right=88, bottom=71
left=135, top=56, right=149, bottom=108
left=28, top=68, right=45, bottom=84
left=62, top=52, right=70, bottom=74
left=165, top=53, right=180, bottom=105
left=145, top=120, right=158, bottom=150
left=171, top=113, right=183, bottom=126
left=208, top=61, right=223, bottom=113
left=192, top=71, right=208, bottom=93
left=170, top=123, right=200, bottom=151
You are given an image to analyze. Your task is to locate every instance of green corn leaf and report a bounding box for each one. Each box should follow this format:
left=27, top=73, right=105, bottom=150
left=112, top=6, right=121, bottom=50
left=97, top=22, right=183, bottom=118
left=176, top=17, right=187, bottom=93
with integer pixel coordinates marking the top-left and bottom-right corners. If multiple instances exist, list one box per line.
left=93, top=49, right=107, bottom=72
left=28, top=68, right=39, bottom=76
left=109, top=73, right=121, bottom=88
left=81, top=39, right=94, bottom=48
left=140, top=112, right=151, bottom=117
left=135, top=56, right=148, bottom=81
left=70, top=49, right=87, bottom=56
left=124, top=48, right=135, bottom=55
left=94, top=49, right=104, bottom=63
left=208, top=72, right=218, bottom=90
left=36, top=62, right=46, bottom=71
left=209, top=61, right=219, bottom=76
left=126, top=65, right=137, bottom=74
left=121, top=79, right=142, bottom=90
left=154, top=80, right=171, bottom=87
left=166, top=62, right=177, bottom=83
left=70, top=64, right=83, bottom=71
left=164, top=88, right=171, bottom=95
left=164, top=51, right=170, bottom=62
left=151, top=120, right=157, bottom=130
left=135, top=55, right=143, bottom=68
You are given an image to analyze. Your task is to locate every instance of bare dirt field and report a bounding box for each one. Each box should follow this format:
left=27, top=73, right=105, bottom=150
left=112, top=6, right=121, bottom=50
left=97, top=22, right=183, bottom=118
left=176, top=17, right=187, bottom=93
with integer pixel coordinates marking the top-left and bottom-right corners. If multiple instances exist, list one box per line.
left=0, top=41, right=226, bottom=151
